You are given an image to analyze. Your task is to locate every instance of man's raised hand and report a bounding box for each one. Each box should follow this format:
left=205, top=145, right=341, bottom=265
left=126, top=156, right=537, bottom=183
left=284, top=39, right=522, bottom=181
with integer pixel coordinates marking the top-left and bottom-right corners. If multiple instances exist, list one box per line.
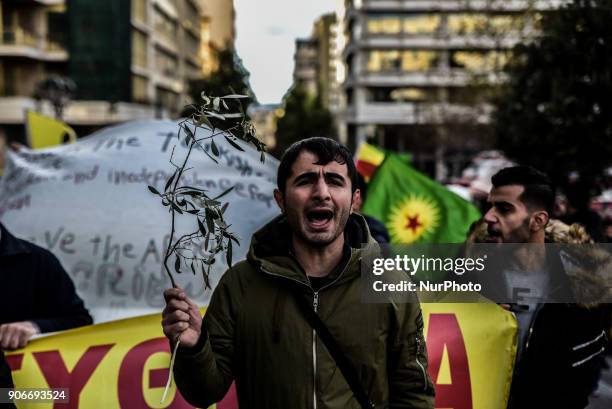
left=162, top=287, right=202, bottom=348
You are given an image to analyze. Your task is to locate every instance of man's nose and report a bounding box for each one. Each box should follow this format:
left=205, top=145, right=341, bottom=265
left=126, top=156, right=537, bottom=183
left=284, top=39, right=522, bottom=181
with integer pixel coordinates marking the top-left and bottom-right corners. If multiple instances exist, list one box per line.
left=312, top=177, right=331, bottom=200
left=483, top=207, right=496, bottom=224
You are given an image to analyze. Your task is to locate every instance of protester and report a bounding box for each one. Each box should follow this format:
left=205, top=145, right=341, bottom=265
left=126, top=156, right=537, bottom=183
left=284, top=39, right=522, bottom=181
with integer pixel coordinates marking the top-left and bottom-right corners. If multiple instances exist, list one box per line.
left=562, top=182, right=605, bottom=242
left=0, top=223, right=93, bottom=350
left=162, top=137, right=435, bottom=408
left=482, top=166, right=608, bottom=409
left=354, top=173, right=391, bottom=243
left=0, top=350, right=16, bottom=408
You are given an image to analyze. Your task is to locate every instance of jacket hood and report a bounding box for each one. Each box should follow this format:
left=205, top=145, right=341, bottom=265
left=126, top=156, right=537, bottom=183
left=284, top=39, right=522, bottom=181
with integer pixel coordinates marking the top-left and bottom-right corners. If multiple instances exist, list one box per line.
left=246, top=213, right=376, bottom=287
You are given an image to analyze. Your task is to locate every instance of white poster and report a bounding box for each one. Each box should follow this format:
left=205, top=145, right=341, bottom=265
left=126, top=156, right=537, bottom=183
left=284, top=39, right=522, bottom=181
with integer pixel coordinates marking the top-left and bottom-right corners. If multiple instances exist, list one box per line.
left=0, top=119, right=280, bottom=323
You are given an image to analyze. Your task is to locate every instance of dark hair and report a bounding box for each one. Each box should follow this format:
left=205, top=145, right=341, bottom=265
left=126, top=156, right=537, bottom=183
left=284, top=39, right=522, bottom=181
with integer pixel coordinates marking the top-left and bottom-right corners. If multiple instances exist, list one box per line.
left=277, top=137, right=357, bottom=194
left=491, top=166, right=555, bottom=214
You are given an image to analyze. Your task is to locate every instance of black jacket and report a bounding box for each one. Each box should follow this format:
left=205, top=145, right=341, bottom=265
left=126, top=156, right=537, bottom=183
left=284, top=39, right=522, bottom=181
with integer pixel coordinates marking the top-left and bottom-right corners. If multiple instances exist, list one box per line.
left=0, top=350, right=16, bottom=408
left=508, top=303, right=608, bottom=409
left=0, top=223, right=92, bottom=332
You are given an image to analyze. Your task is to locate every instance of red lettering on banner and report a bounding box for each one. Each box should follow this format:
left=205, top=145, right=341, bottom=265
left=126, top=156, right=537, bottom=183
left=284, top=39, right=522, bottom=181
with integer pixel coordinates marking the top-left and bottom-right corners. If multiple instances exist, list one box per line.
left=426, top=314, right=473, bottom=409
left=6, top=354, right=23, bottom=371
left=217, top=382, right=238, bottom=409
left=117, top=337, right=193, bottom=409
left=33, top=344, right=114, bottom=409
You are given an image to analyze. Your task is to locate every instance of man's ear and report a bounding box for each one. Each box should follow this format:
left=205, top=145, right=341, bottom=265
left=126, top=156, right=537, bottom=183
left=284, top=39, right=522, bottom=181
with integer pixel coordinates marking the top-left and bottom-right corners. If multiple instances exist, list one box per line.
left=530, top=210, right=549, bottom=232
left=274, top=189, right=285, bottom=213
left=351, top=189, right=361, bottom=214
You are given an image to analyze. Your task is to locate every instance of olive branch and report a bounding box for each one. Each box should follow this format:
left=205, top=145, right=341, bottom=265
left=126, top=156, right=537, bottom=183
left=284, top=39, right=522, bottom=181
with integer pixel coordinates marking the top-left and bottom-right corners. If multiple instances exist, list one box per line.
left=148, top=92, right=266, bottom=289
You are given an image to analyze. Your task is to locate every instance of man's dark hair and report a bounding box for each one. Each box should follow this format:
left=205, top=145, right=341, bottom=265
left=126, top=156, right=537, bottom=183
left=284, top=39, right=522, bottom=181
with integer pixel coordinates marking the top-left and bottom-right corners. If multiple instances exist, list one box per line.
left=356, top=173, right=367, bottom=203
left=277, top=137, right=357, bottom=194
left=491, top=166, right=555, bottom=214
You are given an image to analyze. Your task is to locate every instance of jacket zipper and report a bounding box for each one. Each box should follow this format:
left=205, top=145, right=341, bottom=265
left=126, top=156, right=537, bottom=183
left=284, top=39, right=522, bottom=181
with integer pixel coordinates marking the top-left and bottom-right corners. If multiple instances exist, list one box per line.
left=415, top=336, right=428, bottom=391
left=524, top=304, right=543, bottom=350
left=313, top=291, right=319, bottom=409
left=261, top=258, right=352, bottom=409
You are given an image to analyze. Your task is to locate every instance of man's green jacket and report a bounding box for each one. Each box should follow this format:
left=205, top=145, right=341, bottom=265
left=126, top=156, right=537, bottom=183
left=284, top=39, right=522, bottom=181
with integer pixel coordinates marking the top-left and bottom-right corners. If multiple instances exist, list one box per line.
left=174, top=214, right=435, bottom=409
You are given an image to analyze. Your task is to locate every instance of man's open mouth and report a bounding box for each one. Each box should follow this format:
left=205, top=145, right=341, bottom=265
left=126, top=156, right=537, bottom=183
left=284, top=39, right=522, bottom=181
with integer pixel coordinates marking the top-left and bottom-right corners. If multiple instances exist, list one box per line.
left=306, top=208, right=334, bottom=229
left=486, top=228, right=503, bottom=242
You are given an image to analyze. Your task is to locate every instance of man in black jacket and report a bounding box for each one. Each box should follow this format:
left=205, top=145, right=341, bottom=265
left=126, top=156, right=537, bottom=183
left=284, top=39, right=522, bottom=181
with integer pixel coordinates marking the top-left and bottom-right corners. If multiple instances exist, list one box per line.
left=0, top=349, right=16, bottom=408
left=483, top=166, right=607, bottom=409
left=0, top=223, right=92, bottom=350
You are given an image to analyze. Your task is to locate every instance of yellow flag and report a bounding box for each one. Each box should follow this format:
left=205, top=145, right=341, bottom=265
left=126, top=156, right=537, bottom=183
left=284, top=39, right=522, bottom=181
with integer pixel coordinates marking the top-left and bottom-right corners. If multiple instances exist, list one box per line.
left=355, top=142, right=386, bottom=181
left=26, top=111, right=77, bottom=149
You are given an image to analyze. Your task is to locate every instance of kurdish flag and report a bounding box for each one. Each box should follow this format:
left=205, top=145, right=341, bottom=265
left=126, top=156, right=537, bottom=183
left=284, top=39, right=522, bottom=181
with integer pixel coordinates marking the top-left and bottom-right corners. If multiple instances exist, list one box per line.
left=362, top=153, right=481, bottom=243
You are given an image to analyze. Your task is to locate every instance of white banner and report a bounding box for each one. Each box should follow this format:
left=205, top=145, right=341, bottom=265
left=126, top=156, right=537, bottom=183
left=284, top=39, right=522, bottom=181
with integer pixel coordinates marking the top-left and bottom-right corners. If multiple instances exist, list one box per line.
left=0, top=119, right=280, bottom=323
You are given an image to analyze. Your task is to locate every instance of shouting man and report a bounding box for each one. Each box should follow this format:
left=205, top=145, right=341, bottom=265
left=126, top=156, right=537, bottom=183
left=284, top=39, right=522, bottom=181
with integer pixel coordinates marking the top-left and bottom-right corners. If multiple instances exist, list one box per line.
left=162, top=137, right=435, bottom=408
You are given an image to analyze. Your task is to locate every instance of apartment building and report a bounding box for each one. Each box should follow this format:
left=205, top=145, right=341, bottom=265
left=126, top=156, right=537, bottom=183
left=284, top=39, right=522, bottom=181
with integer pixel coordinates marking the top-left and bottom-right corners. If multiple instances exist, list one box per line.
left=292, top=13, right=342, bottom=114
left=340, top=0, right=560, bottom=176
left=293, top=38, right=319, bottom=95
left=200, top=0, right=236, bottom=76
left=0, top=0, right=207, bottom=142
left=0, top=0, right=69, bottom=141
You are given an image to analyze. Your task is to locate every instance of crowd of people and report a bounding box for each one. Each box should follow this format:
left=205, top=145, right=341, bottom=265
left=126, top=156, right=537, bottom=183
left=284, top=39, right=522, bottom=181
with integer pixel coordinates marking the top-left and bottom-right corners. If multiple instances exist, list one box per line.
left=1, top=137, right=610, bottom=408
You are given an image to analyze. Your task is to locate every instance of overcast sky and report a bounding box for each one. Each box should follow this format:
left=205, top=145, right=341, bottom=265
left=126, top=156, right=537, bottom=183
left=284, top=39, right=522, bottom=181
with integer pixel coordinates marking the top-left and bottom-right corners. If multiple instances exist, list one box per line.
left=234, top=0, right=337, bottom=105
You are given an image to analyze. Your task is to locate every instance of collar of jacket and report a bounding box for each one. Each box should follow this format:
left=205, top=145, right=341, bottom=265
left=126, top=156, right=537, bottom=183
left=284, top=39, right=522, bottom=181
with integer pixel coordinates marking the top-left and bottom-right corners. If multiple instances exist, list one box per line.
left=247, top=213, right=377, bottom=288
left=0, top=223, right=31, bottom=257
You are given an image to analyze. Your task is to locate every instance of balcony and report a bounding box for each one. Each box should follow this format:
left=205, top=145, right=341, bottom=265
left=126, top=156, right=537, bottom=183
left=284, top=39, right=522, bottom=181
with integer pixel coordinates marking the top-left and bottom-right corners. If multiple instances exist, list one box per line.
left=360, top=0, right=563, bottom=12
left=354, top=69, right=507, bottom=87
left=0, top=29, right=68, bottom=61
left=359, top=33, right=522, bottom=50
left=153, top=0, right=179, bottom=20
left=0, top=97, right=160, bottom=125
left=346, top=100, right=492, bottom=125
left=31, top=0, right=65, bottom=5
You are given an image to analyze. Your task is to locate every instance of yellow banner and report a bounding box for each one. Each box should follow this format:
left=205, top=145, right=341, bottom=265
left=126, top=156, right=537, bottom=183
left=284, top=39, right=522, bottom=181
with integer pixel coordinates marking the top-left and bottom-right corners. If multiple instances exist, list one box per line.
left=7, top=304, right=516, bottom=409
left=25, top=111, right=77, bottom=150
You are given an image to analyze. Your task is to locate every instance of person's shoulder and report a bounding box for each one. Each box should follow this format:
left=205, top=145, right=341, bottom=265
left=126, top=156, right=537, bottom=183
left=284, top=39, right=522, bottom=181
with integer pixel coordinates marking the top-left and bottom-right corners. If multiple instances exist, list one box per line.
left=6, top=232, right=58, bottom=261
left=21, top=239, right=62, bottom=264
left=217, top=259, right=260, bottom=287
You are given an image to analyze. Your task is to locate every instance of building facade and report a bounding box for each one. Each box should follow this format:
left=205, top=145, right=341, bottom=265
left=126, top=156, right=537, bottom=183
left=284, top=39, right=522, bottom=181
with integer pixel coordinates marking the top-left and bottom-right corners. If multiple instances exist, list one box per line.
left=292, top=13, right=343, bottom=114
left=0, top=0, right=208, bottom=143
left=0, top=0, right=69, bottom=141
left=293, top=38, right=319, bottom=96
left=339, top=0, right=560, bottom=178
left=200, top=0, right=236, bottom=76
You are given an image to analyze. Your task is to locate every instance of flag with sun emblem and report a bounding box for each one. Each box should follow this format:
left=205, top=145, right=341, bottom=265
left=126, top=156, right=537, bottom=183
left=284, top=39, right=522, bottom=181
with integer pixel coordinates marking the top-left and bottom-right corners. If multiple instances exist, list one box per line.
left=362, top=153, right=481, bottom=243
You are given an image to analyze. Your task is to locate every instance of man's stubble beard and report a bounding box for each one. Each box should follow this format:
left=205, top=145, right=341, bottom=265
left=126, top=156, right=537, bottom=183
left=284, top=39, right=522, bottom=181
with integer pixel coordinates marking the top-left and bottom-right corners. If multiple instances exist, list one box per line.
left=506, top=216, right=532, bottom=244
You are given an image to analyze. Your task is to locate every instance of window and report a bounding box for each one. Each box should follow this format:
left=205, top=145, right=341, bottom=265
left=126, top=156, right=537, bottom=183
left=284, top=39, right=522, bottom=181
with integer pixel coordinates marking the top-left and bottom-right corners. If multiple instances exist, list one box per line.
left=154, top=7, right=177, bottom=43
left=450, top=51, right=509, bottom=72
left=155, top=48, right=178, bottom=77
left=367, top=14, right=440, bottom=35
left=447, top=13, right=523, bottom=36
left=403, top=15, right=441, bottom=34
left=156, top=86, right=179, bottom=112
left=366, top=87, right=438, bottom=103
left=132, top=75, right=149, bottom=103
left=367, top=16, right=402, bottom=34
left=184, top=0, right=200, bottom=34
left=132, top=30, right=148, bottom=69
left=132, top=0, right=147, bottom=24
left=366, top=50, right=438, bottom=73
